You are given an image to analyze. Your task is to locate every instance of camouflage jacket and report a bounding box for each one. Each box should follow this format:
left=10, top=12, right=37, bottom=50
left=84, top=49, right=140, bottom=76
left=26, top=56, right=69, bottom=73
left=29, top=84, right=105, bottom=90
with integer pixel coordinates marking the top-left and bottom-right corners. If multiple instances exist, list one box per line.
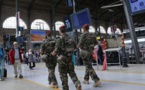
left=40, top=37, right=56, bottom=55
left=54, top=34, right=76, bottom=56
left=78, top=32, right=98, bottom=52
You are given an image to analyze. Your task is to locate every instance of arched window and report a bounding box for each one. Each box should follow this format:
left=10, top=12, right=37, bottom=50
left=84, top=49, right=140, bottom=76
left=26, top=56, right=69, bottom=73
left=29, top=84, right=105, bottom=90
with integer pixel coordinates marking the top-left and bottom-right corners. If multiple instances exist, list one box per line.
left=107, top=26, right=122, bottom=35
left=77, top=29, right=82, bottom=32
left=115, top=28, right=122, bottom=34
left=97, top=26, right=106, bottom=33
left=89, top=26, right=95, bottom=33
left=31, top=19, right=50, bottom=30
left=3, top=16, right=27, bottom=29
left=55, top=21, right=64, bottom=31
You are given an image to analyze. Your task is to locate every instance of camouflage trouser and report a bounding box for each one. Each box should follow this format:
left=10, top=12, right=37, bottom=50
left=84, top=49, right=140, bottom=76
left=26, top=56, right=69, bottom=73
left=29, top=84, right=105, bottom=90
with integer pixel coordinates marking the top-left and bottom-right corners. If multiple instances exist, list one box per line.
left=45, top=55, right=57, bottom=85
left=83, top=55, right=100, bottom=82
left=57, top=55, right=81, bottom=90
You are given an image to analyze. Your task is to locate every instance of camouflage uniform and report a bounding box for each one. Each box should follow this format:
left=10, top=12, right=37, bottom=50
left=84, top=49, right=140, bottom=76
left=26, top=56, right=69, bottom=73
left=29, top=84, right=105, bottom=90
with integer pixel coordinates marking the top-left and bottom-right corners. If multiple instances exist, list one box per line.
left=79, top=32, right=100, bottom=82
left=54, top=34, right=81, bottom=90
left=40, top=36, right=57, bottom=85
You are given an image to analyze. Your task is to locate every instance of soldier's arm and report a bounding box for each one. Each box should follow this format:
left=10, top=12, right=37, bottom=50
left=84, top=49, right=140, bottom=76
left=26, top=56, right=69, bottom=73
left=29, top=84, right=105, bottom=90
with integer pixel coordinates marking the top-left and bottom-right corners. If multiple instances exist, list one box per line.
left=40, top=41, right=45, bottom=54
left=73, top=39, right=77, bottom=51
left=77, top=34, right=84, bottom=48
left=52, top=38, right=61, bottom=55
left=40, top=40, right=45, bottom=49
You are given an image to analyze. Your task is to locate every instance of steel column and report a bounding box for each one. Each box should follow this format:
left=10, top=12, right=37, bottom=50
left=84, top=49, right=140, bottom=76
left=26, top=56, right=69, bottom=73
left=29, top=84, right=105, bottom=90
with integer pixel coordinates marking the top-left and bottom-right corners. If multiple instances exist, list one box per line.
left=122, top=0, right=141, bottom=63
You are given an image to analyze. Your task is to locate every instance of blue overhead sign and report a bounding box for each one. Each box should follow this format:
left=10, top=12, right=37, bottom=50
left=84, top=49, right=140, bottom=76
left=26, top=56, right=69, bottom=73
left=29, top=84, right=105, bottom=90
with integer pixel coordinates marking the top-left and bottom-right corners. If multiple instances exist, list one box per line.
left=126, top=0, right=145, bottom=15
left=70, top=8, right=92, bottom=30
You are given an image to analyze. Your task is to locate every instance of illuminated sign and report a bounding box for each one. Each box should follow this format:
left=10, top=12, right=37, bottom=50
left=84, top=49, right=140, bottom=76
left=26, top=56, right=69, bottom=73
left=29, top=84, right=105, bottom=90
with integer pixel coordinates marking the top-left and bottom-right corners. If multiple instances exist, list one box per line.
left=127, top=0, right=145, bottom=15
left=66, top=0, right=73, bottom=7
left=63, top=16, right=72, bottom=32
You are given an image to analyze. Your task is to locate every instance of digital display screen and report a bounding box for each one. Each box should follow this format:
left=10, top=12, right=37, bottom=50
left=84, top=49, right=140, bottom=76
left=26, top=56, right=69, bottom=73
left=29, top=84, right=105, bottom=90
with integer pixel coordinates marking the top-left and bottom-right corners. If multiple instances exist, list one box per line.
left=66, top=0, right=73, bottom=7
left=30, top=30, right=46, bottom=42
left=127, top=0, right=145, bottom=15
left=130, top=0, right=138, bottom=3
left=70, top=8, right=91, bottom=30
left=63, top=16, right=73, bottom=32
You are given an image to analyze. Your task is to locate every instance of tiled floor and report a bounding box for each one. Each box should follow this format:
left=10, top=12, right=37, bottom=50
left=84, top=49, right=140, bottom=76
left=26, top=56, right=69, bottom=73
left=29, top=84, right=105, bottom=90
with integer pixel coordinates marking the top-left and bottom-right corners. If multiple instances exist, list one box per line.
left=1, top=63, right=145, bottom=90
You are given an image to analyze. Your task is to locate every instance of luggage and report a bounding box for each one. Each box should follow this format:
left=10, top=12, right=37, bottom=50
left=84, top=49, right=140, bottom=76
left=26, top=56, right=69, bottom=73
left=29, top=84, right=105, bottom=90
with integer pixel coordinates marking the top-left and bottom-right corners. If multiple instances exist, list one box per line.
left=3, top=68, right=7, bottom=78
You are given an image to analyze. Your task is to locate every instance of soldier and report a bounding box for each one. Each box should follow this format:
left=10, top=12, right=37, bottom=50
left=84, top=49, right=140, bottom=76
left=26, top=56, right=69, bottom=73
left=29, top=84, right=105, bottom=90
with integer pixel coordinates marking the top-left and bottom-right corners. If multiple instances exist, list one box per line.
left=40, top=30, right=58, bottom=88
left=78, top=24, right=101, bottom=87
left=51, top=26, right=81, bottom=90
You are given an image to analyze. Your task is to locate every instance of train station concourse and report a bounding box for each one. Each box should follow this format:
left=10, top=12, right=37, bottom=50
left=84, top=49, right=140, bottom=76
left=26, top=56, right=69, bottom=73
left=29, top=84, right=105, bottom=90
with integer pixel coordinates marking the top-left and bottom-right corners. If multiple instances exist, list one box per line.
left=1, top=0, right=145, bottom=90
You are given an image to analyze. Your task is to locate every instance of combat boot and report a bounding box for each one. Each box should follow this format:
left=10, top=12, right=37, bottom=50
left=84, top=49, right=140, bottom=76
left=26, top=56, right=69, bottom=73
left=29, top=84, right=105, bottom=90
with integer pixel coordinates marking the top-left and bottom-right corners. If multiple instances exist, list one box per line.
left=93, top=80, right=101, bottom=87
left=52, top=84, right=58, bottom=88
left=48, top=81, right=51, bottom=85
left=77, top=84, right=82, bottom=90
left=19, top=74, right=23, bottom=79
left=83, top=80, right=89, bottom=84
left=48, top=79, right=52, bottom=85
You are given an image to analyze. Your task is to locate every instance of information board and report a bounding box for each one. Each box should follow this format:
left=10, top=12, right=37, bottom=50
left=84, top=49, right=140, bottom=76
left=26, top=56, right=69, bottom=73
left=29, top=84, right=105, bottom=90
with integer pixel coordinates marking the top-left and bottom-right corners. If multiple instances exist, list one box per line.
left=66, top=0, right=73, bottom=7
left=70, top=8, right=92, bottom=30
left=127, top=0, right=145, bottom=15
left=63, top=16, right=72, bottom=32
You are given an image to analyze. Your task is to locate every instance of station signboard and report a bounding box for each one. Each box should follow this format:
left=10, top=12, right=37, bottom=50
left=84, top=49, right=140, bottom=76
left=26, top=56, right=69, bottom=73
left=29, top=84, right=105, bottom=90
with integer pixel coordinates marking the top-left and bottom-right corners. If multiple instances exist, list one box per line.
left=126, top=0, right=145, bottom=15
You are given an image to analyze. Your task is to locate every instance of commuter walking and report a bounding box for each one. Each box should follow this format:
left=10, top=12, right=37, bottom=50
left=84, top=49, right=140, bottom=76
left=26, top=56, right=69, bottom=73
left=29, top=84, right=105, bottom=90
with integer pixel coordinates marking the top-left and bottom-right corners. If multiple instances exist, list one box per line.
left=97, top=42, right=104, bottom=65
left=27, top=49, right=36, bottom=70
left=0, top=45, right=5, bottom=81
left=9, top=42, right=23, bottom=78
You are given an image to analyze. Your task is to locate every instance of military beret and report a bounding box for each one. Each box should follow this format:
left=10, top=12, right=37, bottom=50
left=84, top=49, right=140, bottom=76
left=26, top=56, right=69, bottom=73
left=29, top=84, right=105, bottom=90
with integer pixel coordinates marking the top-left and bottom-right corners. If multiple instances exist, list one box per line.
left=46, top=30, right=51, bottom=36
left=83, top=24, right=89, bottom=30
left=59, top=25, right=66, bottom=33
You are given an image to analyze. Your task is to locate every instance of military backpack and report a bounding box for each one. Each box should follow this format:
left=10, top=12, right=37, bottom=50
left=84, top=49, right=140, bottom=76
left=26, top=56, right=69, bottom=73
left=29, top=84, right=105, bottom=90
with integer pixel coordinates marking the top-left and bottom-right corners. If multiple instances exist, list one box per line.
left=80, top=32, right=97, bottom=52
left=42, top=37, right=56, bottom=54
left=60, top=34, right=75, bottom=57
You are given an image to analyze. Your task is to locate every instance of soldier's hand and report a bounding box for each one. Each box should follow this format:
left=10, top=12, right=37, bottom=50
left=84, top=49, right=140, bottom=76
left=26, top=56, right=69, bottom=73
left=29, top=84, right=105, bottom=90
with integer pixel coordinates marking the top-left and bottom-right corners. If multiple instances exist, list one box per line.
left=77, top=45, right=80, bottom=49
left=51, top=51, right=56, bottom=56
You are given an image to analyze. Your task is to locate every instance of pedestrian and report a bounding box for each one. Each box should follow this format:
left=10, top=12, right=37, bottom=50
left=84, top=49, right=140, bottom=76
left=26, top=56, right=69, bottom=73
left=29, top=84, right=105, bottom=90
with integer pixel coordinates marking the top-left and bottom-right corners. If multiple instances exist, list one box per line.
left=9, top=42, right=23, bottom=78
left=97, top=42, right=104, bottom=65
left=27, top=49, right=36, bottom=70
left=0, top=45, right=4, bottom=81
left=40, top=30, right=58, bottom=88
left=51, top=26, right=81, bottom=90
left=78, top=24, right=101, bottom=87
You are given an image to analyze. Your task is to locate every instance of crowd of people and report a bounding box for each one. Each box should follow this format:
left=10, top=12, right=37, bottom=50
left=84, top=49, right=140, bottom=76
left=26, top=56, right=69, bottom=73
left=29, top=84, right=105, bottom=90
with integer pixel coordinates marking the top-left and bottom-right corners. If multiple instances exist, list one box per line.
left=2, top=24, right=102, bottom=90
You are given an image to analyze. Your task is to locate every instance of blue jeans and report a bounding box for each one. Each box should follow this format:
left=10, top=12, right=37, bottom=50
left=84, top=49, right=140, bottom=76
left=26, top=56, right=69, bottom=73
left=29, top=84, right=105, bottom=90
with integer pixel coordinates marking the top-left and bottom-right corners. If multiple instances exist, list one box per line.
left=98, top=55, right=103, bottom=65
